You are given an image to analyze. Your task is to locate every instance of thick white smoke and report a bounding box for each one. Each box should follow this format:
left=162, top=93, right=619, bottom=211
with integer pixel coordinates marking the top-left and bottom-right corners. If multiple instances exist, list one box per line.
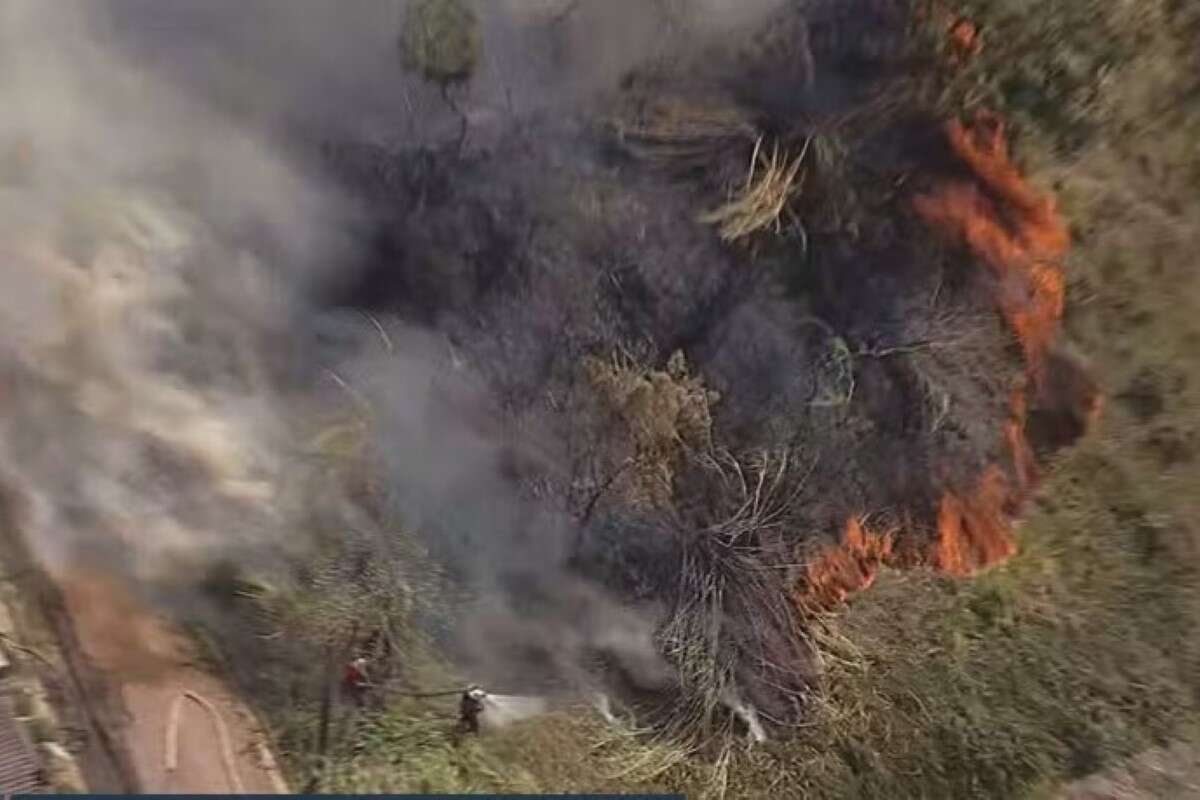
left=0, top=1, right=350, bottom=580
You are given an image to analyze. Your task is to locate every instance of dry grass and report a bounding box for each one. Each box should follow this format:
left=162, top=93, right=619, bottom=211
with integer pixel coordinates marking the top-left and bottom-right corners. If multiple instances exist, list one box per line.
left=700, top=136, right=810, bottom=243
left=583, top=349, right=719, bottom=509
left=611, top=96, right=758, bottom=170
left=581, top=351, right=818, bottom=776
left=657, top=454, right=813, bottom=718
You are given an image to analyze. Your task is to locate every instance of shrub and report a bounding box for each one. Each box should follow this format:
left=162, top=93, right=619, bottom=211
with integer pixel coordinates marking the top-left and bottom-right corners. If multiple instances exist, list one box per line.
left=399, top=0, right=481, bottom=88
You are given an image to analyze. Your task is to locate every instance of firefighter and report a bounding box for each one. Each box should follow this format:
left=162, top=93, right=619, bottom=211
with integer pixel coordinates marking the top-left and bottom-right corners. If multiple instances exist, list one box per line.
left=342, top=656, right=371, bottom=708
left=458, top=685, right=486, bottom=735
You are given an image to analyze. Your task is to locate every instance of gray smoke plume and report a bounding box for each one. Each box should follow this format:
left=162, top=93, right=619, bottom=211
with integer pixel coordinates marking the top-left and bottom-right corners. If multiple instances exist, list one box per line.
left=0, top=0, right=785, bottom=693
left=95, top=0, right=788, bottom=141
left=0, top=0, right=356, bottom=584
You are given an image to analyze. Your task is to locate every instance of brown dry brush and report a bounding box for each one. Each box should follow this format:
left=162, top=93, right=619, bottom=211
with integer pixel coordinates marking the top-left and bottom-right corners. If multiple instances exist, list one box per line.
left=699, top=136, right=811, bottom=243
left=582, top=349, right=719, bottom=510
left=646, top=448, right=819, bottom=744
left=578, top=351, right=818, bottom=741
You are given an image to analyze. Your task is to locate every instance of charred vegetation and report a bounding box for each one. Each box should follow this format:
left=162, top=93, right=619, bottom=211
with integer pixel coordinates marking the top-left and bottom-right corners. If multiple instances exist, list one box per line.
left=302, top=0, right=1092, bottom=744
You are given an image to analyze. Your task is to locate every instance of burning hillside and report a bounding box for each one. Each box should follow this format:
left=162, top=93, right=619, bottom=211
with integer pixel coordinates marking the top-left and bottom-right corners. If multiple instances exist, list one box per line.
left=306, top=0, right=1099, bottom=740
left=0, top=0, right=1107, bottom=789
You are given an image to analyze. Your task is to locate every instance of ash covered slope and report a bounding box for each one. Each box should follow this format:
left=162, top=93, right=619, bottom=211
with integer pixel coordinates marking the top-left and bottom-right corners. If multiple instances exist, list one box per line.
left=311, top=0, right=1041, bottom=725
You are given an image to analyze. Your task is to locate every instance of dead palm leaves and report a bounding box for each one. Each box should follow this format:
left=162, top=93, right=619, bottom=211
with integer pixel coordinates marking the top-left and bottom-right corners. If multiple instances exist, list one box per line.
left=701, top=136, right=810, bottom=243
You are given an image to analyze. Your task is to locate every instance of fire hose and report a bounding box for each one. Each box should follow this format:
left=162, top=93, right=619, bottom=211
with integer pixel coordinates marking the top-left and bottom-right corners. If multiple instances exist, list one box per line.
left=164, top=690, right=245, bottom=794
left=381, top=685, right=467, bottom=698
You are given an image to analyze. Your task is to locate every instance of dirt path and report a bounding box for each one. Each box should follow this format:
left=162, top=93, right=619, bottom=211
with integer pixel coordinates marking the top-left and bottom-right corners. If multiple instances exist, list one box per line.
left=56, top=571, right=286, bottom=794
left=1063, top=743, right=1200, bottom=800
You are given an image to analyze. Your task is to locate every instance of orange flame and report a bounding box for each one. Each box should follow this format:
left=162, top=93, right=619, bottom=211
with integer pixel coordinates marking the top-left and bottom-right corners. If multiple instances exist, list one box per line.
left=801, top=517, right=895, bottom=608
left=916, top=112, right=1069, bottom=574
left=796, top=108, right=1092, bottom=610
left=949, top=18, right=982, bottom=61
left=1004, top=386, right=1038, bottom=493
left=914, top=112, right=1068, bottom=380
left=932, top=466, right=1018, bottom=575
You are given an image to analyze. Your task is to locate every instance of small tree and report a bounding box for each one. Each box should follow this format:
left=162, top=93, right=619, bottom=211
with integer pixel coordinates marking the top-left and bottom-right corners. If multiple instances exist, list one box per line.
left=399, top=0, right=480, bottom=89
left=399, top=0, right=481, bottom=151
